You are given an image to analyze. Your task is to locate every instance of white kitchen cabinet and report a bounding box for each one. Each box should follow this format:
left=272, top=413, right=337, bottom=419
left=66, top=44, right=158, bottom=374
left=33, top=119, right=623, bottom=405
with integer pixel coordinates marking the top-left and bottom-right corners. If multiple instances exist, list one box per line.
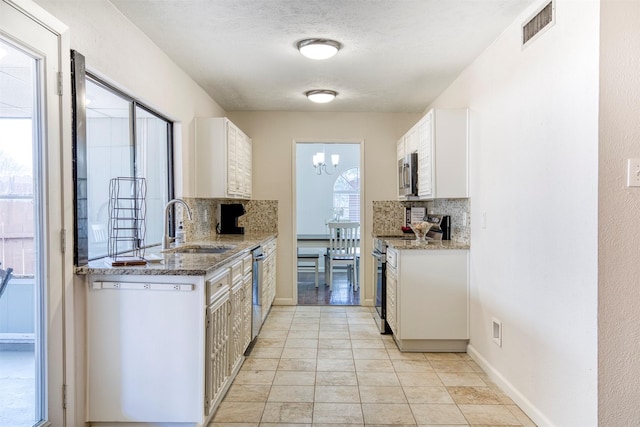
left=418, top=108, right=468, bottom=199
left=86, top=252, right=255, bottom=426
left=386, top=246, right=469, bottom=352
left=397, top=108, right=468, bottom=200
left=195, top=117, right=252, bottom=199
left=262, top=237, right=277, bottom=322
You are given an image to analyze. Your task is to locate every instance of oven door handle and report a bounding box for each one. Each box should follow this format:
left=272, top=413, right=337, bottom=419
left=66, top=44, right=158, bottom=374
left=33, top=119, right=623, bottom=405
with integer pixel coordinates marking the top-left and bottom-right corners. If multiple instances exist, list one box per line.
left=371, top=251, right=386, bottom=262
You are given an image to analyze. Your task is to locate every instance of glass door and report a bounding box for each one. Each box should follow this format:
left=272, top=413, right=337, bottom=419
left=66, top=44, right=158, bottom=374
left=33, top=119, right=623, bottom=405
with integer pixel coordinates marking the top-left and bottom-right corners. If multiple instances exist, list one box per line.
left=0, top=1, right=66, bottom=425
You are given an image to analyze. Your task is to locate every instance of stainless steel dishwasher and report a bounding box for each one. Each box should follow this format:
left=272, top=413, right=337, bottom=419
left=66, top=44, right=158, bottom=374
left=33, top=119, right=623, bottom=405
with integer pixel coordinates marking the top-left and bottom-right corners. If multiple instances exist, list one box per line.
left=249, top=246, right=265, bottom=347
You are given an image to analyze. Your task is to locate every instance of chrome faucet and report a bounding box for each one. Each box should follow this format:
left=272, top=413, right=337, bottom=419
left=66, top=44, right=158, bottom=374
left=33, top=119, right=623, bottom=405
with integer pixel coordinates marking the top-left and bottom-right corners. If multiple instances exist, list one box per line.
left=162, top=199, right=193, bottom=250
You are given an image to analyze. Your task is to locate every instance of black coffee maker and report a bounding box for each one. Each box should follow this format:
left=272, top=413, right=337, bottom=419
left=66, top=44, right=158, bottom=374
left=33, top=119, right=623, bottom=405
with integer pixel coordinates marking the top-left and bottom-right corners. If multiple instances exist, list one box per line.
left=219, top=203, right=246, bottom=234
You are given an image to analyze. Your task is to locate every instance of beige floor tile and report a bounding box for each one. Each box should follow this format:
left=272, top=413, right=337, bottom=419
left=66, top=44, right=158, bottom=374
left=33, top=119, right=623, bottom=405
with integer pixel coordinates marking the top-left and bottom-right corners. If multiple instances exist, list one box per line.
left=458, top=404, right=521, bottom=425
left=272, top=370, right=316, bottom=386
left=359, top=385, right=407, bottom=403
left=409, top=403, right=468, bottom=425
left=257, top=329, right=289, bottom=339
left=317, top=348, right=353, bottom=359
left=362, top=403, right=416, bottom=424
left=241, top=358, right=279, bottom=371
left=314, top=385, right=360, bottom=402
left=506, top=404, right=537, bottom=427
left=287, top=330, right=319, bottom=339
left=356, top=371, right=400, bottom=386
left=261, top=320, right=292, bottom=331
left=316, top=370, right=358, bottom=386
left=318, top=338, right=352, bottom=349
left=289, top=322, right=319, bottom=332
left=248, top=347, right=284, bottom=359
left=284, top=338, right=319, bottom=349
left=430, top=360, right=476, bottom=373
left=277, top=358, right=316, bottom=371
left=311, top=424, right=363, bottom=427
left=223, top=384, right=271, bottom=402
left=403, top=386, right=454, bottom=404
left=211, top=401, right=265, bottom=423
left=438, top=372, right=487, bottom=387
left=254, top=337, right=286, bottom=348
left=318, top=329, right=351, bottom=339
left=233, top=369, right=276, bottom=385
left=258, top=423, right=309, bottom=427
left=313, top=402, right=364, bottom=424
left=280, top=347, right=317, bottom=359
left=387, top=348, right=428, bottom=360
left=350, top=339, right=386, bottom=349
left=320, top=317, right=347, bottom=325
left=208, top=422, right=259, bottom=427
left=392, top=358, right=435, bottom=373
left=316, top=358, right=355, bottom=372
left=260, top=402, right=313, bottom=424
left=397, top=372, right=443, bottom=387
left=424, top=352, right=466, bottom=361
left=447, top=386, right=502, bottom=405
left=352, top=348, right=389, bottom=360
left=354, top=358, right=394, bottom=372
left=267, top=385, right=314, bottom=403
left=349, top=330, right=383, bottom=340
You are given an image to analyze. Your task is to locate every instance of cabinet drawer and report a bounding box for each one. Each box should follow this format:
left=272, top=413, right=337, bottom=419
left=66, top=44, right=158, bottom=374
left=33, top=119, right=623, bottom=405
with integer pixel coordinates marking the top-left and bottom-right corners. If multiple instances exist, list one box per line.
left=386, top=247, right=397, bottom=269
left=242, top=253, right=252, bottom=276
left=230, top=259, right=243, bottom=283
left=207, top=270, right=230, bottom=303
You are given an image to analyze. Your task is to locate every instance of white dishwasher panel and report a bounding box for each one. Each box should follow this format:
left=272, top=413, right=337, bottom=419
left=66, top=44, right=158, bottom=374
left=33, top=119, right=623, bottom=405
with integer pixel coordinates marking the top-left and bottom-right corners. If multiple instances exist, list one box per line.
left=87, top=278, right=203, bottom=423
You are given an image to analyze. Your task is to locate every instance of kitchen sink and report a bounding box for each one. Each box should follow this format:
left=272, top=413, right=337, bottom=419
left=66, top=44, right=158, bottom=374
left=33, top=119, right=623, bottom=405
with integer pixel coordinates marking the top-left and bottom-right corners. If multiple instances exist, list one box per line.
left=172, top=245, right=236, bottom=254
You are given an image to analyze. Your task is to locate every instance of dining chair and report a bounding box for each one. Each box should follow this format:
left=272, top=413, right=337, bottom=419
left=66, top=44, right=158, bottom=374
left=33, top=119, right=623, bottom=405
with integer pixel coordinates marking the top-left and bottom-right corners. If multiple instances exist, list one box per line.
left=297, top=249, right=320, bottom=288
left=326, top=221, right=360, bottom=291
left=0, top=262, right=14, bottom=301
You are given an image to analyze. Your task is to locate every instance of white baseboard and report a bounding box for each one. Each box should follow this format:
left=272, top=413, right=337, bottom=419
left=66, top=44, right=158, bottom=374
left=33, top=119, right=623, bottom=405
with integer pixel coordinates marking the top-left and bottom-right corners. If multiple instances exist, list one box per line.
left=467, top=343, right=554, bottom=427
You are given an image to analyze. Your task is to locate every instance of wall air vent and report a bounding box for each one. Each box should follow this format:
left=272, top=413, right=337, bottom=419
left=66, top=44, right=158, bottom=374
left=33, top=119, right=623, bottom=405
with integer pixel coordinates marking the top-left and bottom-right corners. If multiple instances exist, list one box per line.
left=522, top=1, right=555, bottom=47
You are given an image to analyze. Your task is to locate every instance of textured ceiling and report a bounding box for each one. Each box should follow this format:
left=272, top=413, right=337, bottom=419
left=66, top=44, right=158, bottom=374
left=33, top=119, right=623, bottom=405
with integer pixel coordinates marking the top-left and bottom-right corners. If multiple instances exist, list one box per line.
left=110, top=0, right=534, bottom=113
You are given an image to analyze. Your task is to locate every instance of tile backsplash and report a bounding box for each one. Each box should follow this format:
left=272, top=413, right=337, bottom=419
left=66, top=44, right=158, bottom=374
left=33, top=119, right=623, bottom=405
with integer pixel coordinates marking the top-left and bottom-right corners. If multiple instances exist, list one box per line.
left=180, top=198, right=278, bottom=241
left=372, top=199, right=470, bottom=244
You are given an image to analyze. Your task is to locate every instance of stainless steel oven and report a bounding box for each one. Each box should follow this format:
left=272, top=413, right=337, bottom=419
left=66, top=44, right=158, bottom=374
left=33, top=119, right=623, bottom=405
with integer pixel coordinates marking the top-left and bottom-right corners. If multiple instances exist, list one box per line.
left=372, top=238, right=390, bottom=334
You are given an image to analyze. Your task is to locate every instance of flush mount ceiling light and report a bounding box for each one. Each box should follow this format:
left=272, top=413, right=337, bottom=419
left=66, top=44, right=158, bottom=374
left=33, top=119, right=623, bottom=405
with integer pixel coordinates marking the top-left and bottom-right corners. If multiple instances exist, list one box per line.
left=297, top=38, right=342, bottom=60
left=305, top=89, right=337, bottom=103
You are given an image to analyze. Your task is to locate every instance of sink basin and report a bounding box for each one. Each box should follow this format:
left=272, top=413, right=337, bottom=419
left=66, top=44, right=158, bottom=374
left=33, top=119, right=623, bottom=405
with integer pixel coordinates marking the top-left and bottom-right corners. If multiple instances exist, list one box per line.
left=173, top=245, right=235, bottom=254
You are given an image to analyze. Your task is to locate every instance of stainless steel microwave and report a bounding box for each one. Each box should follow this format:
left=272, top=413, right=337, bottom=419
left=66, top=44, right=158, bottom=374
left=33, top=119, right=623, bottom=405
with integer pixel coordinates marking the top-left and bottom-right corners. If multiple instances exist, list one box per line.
left=398, top=152, right=418, bottom=198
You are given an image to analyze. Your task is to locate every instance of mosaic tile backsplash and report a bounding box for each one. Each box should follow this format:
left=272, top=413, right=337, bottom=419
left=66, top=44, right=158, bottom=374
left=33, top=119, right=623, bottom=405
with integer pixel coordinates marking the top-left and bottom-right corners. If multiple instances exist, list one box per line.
left=372, top=199, right=470, bottom=245
left=180, top=198, right=278, bottom=241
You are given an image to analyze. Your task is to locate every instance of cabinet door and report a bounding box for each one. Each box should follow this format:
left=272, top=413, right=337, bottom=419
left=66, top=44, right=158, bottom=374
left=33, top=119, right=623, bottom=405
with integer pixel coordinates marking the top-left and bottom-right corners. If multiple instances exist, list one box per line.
left=397, top=137, right=405, bottom=161
left=242, top=135, right=252, bottom=198
left=204, top=291, right=231, bottom=418
left=417, top=111, right=434, bottom=199
left=386, top=264, right=397, bottom=335
left=230, top=280, right=244, bottom=371
left=226, top=122, right=240, bottom=196
left=242, top=272, right=253, bottom=351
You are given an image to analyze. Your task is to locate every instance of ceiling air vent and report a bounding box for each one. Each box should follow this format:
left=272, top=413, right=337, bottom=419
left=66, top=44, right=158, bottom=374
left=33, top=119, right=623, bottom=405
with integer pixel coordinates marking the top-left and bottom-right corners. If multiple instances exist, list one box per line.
left=522, top=1, right=554, bottom=47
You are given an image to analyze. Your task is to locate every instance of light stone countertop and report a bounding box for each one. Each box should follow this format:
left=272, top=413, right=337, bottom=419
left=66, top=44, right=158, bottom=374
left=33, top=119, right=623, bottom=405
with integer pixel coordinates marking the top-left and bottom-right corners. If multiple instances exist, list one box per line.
left=75, top=233, right=277, bottom=276
left=384, top=238, right=470, bottom=250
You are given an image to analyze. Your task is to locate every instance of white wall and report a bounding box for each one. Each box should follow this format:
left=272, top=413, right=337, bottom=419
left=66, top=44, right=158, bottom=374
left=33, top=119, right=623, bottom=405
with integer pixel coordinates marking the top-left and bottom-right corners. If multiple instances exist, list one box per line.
left=599, top=0, right=640, bottom=424
left=296, top=143, right=360, bottom=235
left=429, top=1, right=599, bottom=426
left=228, top=112, right=420, bottom=305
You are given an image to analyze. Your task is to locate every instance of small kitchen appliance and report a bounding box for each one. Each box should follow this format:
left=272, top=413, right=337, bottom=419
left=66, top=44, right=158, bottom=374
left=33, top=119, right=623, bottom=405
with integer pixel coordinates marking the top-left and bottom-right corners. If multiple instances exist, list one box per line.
left=426, top=214, right=451, bottom=240
left=219, top=203, right=245, bottom=234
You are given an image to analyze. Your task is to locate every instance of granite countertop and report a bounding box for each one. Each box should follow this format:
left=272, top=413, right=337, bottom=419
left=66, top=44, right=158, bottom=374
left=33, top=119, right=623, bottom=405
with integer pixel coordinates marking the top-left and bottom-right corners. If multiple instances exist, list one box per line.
left=75, top=233, right=277, bottom=276
left=384, top=238, right=470, bottom=250
left=373, top=233, right=470, bottom=250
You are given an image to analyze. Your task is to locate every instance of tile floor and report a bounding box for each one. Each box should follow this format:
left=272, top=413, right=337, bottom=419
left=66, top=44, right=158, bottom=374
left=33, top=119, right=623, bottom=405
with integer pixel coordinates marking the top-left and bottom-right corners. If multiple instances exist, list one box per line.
left=210, top=305, right=536, bottom=426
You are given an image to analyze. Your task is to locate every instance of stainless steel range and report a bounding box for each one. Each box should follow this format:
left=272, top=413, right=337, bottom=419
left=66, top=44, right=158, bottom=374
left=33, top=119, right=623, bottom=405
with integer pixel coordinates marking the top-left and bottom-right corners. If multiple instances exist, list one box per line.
left=372, top=238, right=391, bottom=334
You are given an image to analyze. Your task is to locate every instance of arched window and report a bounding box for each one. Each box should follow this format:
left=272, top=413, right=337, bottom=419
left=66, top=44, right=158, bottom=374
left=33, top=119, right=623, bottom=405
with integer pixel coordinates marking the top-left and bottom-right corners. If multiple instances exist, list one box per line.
left=332, top=167, right=360, bottom=222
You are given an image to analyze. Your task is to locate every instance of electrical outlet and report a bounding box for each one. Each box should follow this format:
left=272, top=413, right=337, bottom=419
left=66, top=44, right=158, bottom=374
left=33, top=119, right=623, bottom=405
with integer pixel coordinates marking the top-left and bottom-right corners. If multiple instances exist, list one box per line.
left=627, top=159, right=640, bottom=187
left=462, top=212, right=468, bottom=227
left=492, top=317, right=502, bottom=347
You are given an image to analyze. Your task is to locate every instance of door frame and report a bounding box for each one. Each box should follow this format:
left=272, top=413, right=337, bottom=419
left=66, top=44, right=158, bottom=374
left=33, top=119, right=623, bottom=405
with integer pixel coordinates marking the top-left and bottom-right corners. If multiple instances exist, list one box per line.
left=291, top=138, right=364, bottom=305
left=0, top=1, right=72, bottom=425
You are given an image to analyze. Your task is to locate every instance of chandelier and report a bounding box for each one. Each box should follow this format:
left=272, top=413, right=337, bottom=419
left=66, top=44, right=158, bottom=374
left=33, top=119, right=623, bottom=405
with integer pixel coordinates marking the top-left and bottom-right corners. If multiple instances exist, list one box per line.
left=312, top=152, right=339, bottom=175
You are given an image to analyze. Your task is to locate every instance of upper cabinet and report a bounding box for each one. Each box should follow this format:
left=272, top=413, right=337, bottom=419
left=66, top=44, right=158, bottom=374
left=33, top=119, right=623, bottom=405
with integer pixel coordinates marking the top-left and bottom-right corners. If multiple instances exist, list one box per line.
left=398, top=108, right=468, bottom=200
left=195, top=117, right=252, bottom=199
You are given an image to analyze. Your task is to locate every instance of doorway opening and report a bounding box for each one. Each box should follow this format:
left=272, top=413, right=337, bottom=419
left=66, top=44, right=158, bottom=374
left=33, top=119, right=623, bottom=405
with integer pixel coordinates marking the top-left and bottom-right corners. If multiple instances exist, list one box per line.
left=295, top=142, right=361, bottom=305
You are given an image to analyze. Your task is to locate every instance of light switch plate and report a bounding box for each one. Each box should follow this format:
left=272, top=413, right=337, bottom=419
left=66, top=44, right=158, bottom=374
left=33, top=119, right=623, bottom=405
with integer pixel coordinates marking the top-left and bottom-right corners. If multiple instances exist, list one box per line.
left=627, top=159, right=640, bottom=187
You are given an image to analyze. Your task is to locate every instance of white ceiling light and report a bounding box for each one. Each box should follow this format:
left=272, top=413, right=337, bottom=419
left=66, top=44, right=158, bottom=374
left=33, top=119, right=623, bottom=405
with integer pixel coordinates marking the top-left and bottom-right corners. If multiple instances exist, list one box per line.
left=305, top=90, right=337, bottom=103
left=297, top=38, right=341, bottom=60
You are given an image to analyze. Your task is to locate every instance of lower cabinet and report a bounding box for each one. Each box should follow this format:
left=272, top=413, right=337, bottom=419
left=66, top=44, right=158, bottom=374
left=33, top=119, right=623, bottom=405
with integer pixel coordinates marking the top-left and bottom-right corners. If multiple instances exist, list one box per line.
left=386, top=247, right=469, bottom=352
left=87, top=251, right=257, bottom=426
left=261, top=237, right=277, bottom=322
